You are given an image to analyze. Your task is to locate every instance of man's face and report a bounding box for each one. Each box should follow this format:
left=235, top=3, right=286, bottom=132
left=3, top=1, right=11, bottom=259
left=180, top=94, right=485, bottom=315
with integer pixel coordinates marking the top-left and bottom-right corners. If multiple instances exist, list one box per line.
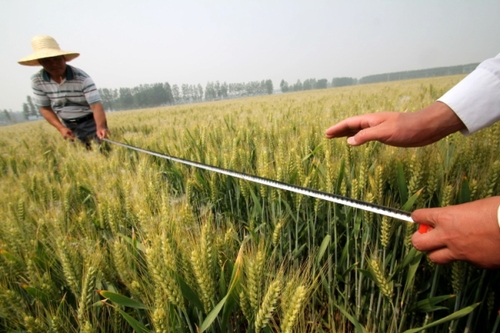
left=38, top=56, right=67, bottom=78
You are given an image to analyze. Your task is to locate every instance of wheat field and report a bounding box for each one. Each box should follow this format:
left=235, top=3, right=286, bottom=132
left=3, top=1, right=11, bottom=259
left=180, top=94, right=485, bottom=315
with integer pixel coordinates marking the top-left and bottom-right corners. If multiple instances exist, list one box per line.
left=1, top=76, right=499, bottom=332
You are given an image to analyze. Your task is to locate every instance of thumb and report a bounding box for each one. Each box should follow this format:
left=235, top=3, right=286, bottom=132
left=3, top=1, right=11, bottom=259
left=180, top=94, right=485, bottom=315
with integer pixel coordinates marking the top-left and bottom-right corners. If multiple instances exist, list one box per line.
left=348, top=128, right=380, bottom=146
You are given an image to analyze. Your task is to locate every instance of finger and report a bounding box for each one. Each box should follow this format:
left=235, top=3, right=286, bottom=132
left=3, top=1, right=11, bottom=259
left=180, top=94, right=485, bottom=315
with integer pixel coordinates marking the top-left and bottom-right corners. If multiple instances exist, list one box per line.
left=347, top=135, right=367, bottom=146
left=100, top=130, right=109, bottom=139
left=325, top=116, right=366, bottom=138
left=411, top=227, right=445, bottom=253
left=411, top=208, right=438, bottom=228
left=426, top=247, right=456, bottom=265
left=350, top=126, right=390, bottom=145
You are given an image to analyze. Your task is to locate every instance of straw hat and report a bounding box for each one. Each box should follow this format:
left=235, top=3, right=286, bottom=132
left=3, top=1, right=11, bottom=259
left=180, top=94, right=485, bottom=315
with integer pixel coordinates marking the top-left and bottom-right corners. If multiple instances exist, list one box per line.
left=18, top=35, right=79, bottom=66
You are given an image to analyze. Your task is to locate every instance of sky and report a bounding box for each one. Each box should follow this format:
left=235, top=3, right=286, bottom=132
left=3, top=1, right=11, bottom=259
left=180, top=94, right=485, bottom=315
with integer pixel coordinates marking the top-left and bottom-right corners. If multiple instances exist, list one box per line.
left=1, top=0, right=500, bottom=111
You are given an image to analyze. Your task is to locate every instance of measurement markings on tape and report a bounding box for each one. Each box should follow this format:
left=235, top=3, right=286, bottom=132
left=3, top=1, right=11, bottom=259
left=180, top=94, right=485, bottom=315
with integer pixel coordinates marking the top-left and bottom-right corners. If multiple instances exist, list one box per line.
left=104, top=138, right=414, bottom=223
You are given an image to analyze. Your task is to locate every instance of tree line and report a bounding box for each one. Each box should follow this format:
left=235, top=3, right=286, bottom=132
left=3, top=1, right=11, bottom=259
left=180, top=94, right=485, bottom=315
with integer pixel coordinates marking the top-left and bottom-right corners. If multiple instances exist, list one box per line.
left=359, top=63, right=479, bottom=84
left=1, top=79, right=275, bottom=123
left=1, top=63, right=480, bottom=125
left=99, top=80, right=275, bottom=111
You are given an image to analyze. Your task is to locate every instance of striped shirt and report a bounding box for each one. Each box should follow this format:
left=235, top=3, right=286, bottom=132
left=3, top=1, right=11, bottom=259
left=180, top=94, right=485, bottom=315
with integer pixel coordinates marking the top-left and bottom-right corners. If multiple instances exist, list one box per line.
left=31, top=65, right=102, bottom=120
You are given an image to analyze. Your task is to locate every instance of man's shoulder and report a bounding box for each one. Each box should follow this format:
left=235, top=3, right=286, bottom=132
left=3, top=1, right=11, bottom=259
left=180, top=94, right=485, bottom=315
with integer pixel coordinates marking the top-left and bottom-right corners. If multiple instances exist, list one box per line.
left=67, top=65, right=92, bottom=80
left=30, top=69, right=45, bottom=80
left=30, top=69, right=48, bottom=88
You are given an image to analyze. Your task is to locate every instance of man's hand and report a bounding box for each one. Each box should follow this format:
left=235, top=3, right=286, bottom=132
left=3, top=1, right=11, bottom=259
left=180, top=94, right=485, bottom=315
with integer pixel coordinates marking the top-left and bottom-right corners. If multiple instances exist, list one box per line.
left=95, top=127, right=110, bottom=140
left=58, top=127, right=75, bottom=140
left=411, top=197, right=500, bottom=269
left=325, top=102, right=466, bottom=147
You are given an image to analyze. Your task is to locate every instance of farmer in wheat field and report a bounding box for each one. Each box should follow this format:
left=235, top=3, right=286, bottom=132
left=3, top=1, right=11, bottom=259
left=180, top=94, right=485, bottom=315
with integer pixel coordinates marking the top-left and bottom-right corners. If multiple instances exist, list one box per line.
left=18, top=35, right=110, bottom=147
left=326, top=52, right=500, bottom=269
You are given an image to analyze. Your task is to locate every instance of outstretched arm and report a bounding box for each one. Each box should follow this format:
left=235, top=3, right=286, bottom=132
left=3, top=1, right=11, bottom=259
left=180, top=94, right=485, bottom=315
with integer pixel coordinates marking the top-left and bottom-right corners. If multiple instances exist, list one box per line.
left=325, top=53, right=500, bottom=147
left=325, top=101, right=466, bottom=147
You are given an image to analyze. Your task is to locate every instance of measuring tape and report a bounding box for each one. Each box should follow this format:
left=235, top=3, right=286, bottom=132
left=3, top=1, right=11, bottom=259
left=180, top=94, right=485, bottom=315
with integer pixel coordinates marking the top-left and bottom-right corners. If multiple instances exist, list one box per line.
left=103, top=139, right=426, bottom=229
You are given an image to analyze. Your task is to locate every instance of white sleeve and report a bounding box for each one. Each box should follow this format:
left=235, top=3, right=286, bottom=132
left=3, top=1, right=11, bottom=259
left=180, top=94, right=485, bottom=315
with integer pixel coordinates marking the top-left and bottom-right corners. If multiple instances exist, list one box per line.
left=437, top=53, right=500, bottom=135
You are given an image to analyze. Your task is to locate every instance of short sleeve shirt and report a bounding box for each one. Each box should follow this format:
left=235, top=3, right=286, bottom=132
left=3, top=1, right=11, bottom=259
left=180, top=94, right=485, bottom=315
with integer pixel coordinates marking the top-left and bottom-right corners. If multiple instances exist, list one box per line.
left=31, top=65, right=102, bottom=120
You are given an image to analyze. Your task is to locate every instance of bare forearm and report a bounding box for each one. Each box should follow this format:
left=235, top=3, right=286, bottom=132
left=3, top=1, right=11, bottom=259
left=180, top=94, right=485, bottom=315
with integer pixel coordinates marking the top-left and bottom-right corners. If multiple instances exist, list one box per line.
left=411, top=101, right=466, bottom=145
left=40, top=107, right=66, bottom=131
left=90, top=102, right=110, bottom=139
left=39, top=107, right=75, bottom=140
left=90, top=103, right=107, bottom=129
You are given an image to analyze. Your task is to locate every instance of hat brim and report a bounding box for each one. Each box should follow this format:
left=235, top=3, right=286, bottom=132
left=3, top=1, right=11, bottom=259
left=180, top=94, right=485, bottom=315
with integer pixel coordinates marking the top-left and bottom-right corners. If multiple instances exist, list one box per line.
left=18, top=50, right=80, bottom=66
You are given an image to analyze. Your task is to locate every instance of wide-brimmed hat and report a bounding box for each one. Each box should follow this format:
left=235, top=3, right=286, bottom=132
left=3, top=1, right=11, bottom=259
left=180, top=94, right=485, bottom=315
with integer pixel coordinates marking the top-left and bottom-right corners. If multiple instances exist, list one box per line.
left=18, top=35, right=80, bottom=66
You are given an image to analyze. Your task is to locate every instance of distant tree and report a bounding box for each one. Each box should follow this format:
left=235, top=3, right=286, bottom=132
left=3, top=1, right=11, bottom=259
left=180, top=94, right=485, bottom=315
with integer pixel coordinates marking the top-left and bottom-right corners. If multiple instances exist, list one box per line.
left=172, top=84, right=181, bottom=104
left=197, top=84, right=204, bottom=101
left=237, top=83, right=246, bottom=96
left=221, top=82, right=228, bottom=99
left=214, top=81, right=221, bottom=99
left=181, top=84, right=190, bottom=103
left=118, top=87, right=134, bottom=110
left=280, top=79, right=289, bottom=93
left=99, top=88, right=115, bottom=111
left=293, top=79, right=303, bottom=91
left=6, top=110, right=12, bottom=122
left=189, top=84, right=195, bottom=101
left=22, top=103, right=29, bottom=120
left=26, top=96, right=38, bottom=117
left=228, top=83, right=243, bottom=97
left=316, top=79, right=328, bottom=89
left=164, top=83, right=174, bottom=105
left=205, top=82, right=215, bottom=101
left=2, top=109, right=12, bottom=123
left=265, top=79, right=273, bottom=94
left=189, top=84, right=196, bottom=101
left=150, top=83, right=168, bottom=106
left=246, top=81, right=261, bottom=95
left=188, top=84, right=198, bottom=102
left=332, top=77, right=357, bottom=87
left=133, top=85, right=147, bottom=107
left=303, top=79, right=316, bottom=90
